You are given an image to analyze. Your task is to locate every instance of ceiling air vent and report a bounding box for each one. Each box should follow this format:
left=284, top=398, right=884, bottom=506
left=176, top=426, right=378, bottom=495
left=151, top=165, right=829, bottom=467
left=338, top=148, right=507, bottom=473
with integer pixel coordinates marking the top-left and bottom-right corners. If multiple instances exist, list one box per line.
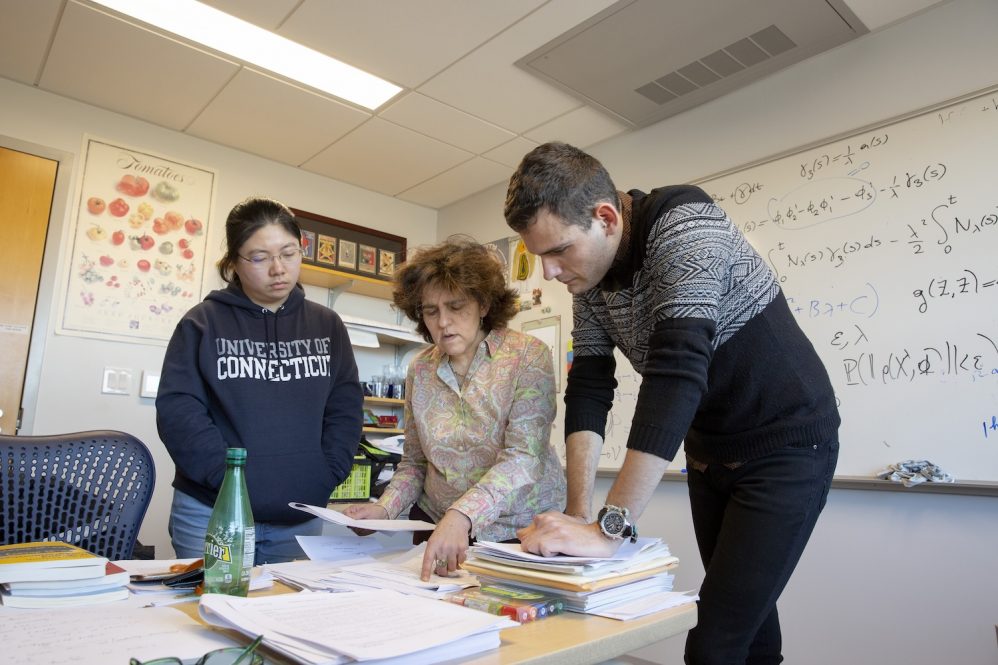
left=516, top=0, right=865, bottom=128
left=636, top=25, right=797, bottom=106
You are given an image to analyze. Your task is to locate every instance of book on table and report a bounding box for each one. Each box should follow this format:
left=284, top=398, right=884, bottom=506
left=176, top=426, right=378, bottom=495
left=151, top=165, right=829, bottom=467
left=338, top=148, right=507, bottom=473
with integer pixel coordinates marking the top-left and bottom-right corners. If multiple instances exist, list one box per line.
left=1, top=561, right=131, bottom=608
left=0, top=541, right=108, bottom=584
left=0, top=584, right=129, bottom=608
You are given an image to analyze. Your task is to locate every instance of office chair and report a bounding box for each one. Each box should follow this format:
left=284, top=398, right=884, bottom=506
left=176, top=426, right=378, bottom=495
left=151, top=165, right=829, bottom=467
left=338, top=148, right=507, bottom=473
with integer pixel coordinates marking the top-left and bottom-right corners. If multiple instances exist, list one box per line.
left=0, top=430, right=156, bottom=560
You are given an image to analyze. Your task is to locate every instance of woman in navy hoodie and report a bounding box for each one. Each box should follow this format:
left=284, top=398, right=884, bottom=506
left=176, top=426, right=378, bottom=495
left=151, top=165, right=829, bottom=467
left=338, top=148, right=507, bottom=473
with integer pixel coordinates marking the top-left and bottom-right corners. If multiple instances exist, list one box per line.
left=156, top=197, right=362, bottom=563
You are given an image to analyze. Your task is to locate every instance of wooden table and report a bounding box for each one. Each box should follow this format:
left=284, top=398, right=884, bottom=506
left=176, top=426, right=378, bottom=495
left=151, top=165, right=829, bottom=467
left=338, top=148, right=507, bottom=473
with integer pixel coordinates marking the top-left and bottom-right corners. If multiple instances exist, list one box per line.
left=176, top=582, right=697, bottom=665
left=459, top=603, right=696, bottom=664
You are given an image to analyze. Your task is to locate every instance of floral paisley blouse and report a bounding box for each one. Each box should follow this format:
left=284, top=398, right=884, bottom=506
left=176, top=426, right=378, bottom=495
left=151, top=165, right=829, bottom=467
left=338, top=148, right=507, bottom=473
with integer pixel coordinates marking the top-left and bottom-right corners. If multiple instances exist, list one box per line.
left=376, top=327, right=566, bottom=541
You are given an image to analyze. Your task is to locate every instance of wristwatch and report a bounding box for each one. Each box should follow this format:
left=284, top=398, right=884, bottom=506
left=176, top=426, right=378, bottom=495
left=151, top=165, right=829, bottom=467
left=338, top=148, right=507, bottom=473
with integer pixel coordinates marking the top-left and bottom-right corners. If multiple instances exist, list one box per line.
left=597, top=504, right=638, bottom=543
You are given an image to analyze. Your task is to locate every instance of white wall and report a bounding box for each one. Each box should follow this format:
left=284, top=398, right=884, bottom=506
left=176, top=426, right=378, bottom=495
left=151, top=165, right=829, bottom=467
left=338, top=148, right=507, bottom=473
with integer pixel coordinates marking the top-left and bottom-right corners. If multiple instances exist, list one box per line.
left=1, top=78, right=437, bottom=558
left=439, top=0, right=998, bottom=663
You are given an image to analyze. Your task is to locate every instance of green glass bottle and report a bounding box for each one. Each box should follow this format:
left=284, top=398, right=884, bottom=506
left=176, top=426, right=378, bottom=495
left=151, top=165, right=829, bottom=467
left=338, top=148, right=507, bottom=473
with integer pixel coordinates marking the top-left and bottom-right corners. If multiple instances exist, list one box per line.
left=203, top=447, right=255, bottom=596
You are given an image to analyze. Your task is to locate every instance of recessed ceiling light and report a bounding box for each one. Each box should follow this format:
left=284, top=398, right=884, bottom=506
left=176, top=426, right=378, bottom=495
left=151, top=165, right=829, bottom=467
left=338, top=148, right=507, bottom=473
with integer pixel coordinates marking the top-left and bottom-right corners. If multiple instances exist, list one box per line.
left=88, top=0, right=402, bottom=110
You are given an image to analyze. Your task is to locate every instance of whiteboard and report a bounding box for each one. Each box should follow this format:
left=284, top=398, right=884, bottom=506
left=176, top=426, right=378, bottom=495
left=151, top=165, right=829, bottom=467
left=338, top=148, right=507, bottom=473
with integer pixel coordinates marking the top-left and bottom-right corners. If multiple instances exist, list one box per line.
left=597, top=87, right=998, bottom=482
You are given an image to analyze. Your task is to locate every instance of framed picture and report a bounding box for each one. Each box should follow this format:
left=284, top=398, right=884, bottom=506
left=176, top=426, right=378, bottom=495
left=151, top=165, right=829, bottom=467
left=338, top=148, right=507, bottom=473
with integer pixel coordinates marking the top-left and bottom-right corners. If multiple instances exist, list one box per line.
left=378, top=249, right=396, bottom=277
left=300, top=229, right=316, bottom=261
left=358, top=244, right=377, bottom=274
left=59, top=136, right=215, bottom=344
left=316, top=234, right=337, bottom=266
left=290, top=207, right=406, bottom=281
left=338, top=239, right=357, bottom=270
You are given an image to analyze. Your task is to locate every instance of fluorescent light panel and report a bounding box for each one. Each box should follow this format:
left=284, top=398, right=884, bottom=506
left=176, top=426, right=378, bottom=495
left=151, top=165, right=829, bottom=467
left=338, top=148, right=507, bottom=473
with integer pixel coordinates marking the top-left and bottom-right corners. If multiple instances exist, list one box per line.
left=89, top=0, right=402, bottom=110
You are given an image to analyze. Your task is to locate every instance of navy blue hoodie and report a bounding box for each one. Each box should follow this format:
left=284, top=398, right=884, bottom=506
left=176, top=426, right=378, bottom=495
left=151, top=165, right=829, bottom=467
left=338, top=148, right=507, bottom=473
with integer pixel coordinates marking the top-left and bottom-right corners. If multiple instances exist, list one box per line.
left=156, top=283, right=362, bottom=523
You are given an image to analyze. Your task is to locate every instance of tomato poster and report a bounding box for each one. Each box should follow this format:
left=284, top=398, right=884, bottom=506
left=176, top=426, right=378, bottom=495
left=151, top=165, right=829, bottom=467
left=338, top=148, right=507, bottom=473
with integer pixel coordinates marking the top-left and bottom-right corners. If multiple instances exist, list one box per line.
left=60, top=137, right=215, bottom=343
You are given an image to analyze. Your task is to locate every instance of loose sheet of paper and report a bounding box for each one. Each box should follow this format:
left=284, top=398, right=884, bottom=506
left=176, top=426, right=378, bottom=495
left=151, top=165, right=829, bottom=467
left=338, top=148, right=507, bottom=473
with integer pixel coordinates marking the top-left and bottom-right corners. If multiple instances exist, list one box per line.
left=588, top=590, right=699, bottom=620
left=472, top=537, right=663, bottom=563
left=294, top=534, right=389, bottom=562
left=289, top=502, right=435, bottom=531
left=0, top=604, right=241, bottom=664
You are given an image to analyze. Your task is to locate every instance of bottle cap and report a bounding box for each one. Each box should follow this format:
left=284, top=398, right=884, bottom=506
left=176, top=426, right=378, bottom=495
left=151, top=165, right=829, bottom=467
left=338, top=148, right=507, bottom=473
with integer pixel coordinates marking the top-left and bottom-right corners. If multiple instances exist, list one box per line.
left=225, top=447, right=248, bottom=463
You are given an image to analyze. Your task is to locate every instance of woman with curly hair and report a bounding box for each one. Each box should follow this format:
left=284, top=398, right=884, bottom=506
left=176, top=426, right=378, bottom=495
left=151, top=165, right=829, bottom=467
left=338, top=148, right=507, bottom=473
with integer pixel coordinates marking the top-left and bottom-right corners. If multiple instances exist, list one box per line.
left=344, top=237, right=565, bottom=580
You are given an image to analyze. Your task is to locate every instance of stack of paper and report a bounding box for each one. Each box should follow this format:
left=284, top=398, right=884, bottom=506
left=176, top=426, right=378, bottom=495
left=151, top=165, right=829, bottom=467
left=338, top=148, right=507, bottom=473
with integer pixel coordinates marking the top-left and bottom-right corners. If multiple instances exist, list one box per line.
left=2, top=602, right=248, bottom=663
left=0, top=542, right=129, bottom=608
left=199, top=588, right=516, bottom=664
left=119, top=559, right=274, bottom=606
left=464, top=538, right=677, bottom=591
left=266, top=547, right=477, bottom=599
left=463, top=538, right=697, bottom=620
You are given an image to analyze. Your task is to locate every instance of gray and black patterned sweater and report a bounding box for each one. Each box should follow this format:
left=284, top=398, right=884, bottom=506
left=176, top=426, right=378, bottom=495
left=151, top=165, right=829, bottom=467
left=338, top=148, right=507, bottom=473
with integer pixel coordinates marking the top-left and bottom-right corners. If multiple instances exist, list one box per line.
left=565, top=185, right=840, bottom=465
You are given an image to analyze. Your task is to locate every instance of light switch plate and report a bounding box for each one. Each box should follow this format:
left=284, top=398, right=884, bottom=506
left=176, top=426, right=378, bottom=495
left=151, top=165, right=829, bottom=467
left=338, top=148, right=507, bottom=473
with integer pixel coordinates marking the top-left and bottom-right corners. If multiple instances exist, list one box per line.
left=101, top=367, right=132, bottom=395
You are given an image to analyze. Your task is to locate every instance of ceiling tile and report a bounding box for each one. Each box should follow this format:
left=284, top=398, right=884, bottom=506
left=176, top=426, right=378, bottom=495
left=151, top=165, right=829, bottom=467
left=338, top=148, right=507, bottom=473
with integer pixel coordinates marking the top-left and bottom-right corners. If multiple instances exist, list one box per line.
left=398, top=157, right=513, bottom=209
left=187, top=68, right=370, bottom=166
left=199, top=0, right=299, bottom=29
left=418, top=0, right=615, bottom=132
left=843, top=0, right=946, bottom=30
left=39, top=2, right=239, bottom=131
left=380, top=93, right=514, bottom=154
left=524, top=105, right=629, bottom=148
left=277, top=0, right=545, bottom=88
left=301, top=118, right=472, bottom=196
left=484, top=137, right=540, bottom=168
left=0, top=0, right=62, bottom=85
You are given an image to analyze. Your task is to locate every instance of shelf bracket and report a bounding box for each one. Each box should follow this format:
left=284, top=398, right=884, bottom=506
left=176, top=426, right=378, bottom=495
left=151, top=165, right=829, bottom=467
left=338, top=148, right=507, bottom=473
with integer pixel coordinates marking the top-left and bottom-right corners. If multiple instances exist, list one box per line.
left=326, top=280, right=353, bottom=308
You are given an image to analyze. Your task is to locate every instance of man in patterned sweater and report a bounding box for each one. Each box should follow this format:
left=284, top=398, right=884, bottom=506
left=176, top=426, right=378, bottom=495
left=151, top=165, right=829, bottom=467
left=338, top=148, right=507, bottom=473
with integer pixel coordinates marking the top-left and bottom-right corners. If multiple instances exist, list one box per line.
left=506, top=142, right=840, bottom=665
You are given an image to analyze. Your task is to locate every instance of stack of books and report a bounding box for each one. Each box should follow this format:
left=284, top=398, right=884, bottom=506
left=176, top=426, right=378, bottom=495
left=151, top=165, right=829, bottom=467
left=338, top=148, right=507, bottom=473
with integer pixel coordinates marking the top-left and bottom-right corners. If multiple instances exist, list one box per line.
left=462, top=538, right=696, bottom=620
left=0, top=541, right=129, bottom=608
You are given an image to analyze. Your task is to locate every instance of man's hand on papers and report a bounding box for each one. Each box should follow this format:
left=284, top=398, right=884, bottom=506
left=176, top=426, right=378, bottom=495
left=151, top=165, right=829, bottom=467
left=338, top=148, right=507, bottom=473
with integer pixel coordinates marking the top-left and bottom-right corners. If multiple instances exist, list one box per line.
left=517, top=511, right=622, bottom=558
left=342, top=503, right=390, bottom=536
left=420, top=509, right=472, bottom=582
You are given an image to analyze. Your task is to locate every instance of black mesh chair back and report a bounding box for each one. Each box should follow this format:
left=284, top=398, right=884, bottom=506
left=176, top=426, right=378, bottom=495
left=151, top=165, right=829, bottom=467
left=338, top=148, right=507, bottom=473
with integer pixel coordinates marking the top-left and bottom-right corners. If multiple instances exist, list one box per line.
left=0, top=430, right=156, bottom=560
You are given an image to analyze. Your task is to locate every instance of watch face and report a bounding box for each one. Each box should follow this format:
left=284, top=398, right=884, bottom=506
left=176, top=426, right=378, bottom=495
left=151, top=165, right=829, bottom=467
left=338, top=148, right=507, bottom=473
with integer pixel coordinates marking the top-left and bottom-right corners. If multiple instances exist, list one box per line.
left=602, top=510, right=625, bottom=535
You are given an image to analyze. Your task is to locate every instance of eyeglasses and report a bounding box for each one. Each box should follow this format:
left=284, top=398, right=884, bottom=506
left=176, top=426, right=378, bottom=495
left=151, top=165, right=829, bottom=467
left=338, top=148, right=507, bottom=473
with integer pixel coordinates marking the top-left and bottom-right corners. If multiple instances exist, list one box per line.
left=130, top=634, right=264, bottom=665
left=418, top=299, right=473, bottom=321
left=238, top=247, right=304, bottom=268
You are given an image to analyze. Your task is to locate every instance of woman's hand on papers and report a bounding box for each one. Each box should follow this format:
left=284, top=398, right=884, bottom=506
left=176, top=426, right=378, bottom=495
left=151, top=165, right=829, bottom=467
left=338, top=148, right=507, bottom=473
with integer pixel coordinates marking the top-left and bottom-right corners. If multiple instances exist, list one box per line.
left=342, top=503, right=390, bottom=536
left=517, top=511, right=621, bottom=558
left=420, top=509, right=472, bottom=582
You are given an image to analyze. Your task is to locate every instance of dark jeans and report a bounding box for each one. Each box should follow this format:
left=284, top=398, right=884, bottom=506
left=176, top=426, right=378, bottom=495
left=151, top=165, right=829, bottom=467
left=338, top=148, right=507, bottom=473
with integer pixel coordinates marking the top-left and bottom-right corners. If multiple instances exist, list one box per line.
left=684, top=438, right=838, bottom=665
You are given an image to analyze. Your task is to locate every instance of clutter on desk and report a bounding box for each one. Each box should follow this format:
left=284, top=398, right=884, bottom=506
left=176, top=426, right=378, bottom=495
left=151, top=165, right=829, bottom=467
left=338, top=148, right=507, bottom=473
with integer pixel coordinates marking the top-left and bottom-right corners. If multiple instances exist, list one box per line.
left=1, top=560, right=130, bottom=608
left=2, top=602, right=243, bottom=664
left=120, top=559, right=272, bottom=604
left=445, top=582, right=564, bottom=622
left=199, top=588, right=515, bottom=664
left=265, top=543, right=476, bottom=600
left=462, top=537, right=695, bottom=620
left=0, top=541, right=108, bottom=584
left=0, top=541, right=130, bottom=608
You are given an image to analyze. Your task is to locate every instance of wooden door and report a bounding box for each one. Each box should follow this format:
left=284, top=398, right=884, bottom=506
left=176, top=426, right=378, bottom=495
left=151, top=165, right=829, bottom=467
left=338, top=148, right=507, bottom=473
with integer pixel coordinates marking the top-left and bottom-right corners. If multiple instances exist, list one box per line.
left=0, top=147, right=57, bottom=435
